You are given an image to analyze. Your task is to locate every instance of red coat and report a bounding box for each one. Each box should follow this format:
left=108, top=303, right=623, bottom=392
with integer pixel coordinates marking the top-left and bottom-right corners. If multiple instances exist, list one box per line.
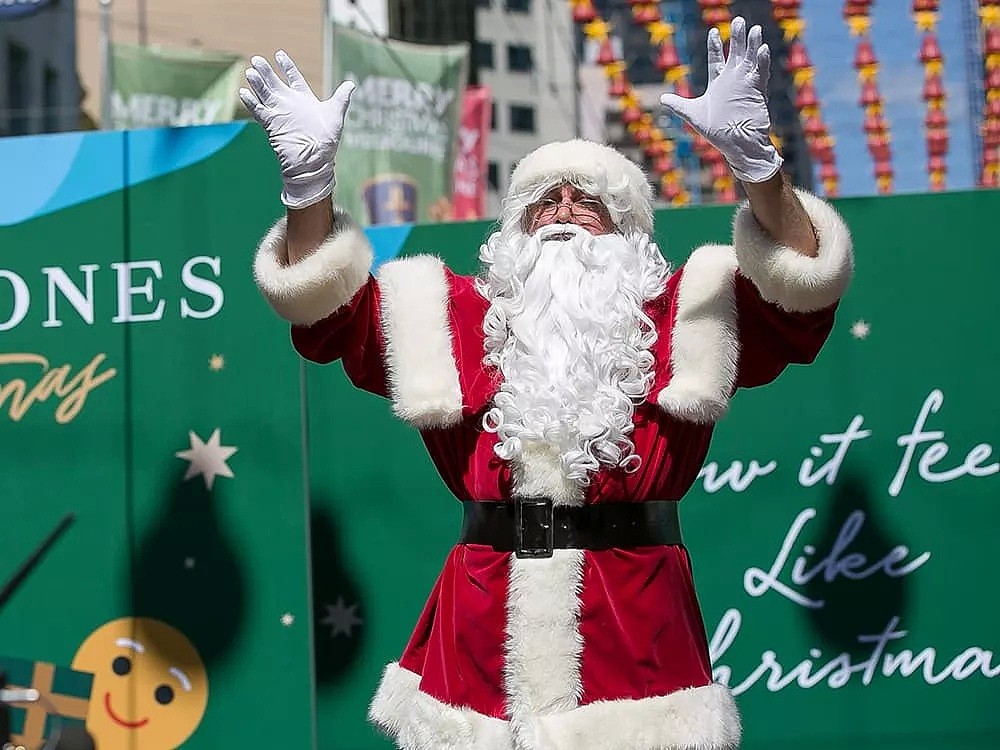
left=257, top=192, right=853, bottom=750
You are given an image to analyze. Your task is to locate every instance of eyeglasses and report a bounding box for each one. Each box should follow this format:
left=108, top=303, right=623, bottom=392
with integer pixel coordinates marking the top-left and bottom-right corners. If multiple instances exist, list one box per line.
left=525, top=197, right=611, bottom=228
left=530, top=197, right=607, bottom=213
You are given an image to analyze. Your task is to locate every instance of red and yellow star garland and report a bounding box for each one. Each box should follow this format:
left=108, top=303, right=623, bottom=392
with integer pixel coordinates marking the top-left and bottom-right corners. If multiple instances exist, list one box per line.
left=844, top=0, right=894, bottom=194
left=913, top=1, right=948, bottom=190
left=978, top=0, right=1000, bottom=187
left=570, top=0, right=693, bottom=206
left=770, top=0, right=839, bottom=196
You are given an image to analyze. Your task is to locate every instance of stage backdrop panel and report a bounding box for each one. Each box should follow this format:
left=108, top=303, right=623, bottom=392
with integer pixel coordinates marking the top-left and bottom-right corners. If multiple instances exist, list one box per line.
left=0, top=124, right=315, bottom=750
left=307, top=188, right=1000, bottom=750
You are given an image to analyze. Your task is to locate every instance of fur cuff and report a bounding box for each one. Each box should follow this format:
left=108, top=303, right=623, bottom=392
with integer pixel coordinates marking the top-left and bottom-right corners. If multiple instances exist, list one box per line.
left=252, top=207, right=373, bottom=325
left=733, top=188, right=853, bottom=313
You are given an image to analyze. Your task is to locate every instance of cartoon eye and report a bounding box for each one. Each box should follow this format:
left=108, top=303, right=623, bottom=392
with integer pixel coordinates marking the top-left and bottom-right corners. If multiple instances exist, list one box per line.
left=154, top=685, right=174, bottom=705
left=112, top=656, right=131, bottom=676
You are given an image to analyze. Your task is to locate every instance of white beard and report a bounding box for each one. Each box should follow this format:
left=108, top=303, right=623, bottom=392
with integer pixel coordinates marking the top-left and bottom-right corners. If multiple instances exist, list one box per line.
left=478, top=223, right=670, bottom=486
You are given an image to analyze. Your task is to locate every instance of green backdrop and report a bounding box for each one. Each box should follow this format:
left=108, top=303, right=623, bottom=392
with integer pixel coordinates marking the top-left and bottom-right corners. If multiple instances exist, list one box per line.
left=0, top=123, right=997, bottom=749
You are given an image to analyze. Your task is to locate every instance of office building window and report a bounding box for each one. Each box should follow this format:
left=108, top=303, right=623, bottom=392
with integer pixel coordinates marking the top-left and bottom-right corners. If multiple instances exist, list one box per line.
left=7, top=43, right=31, bottom=136
left=476, top=0, right=492, bottom=7
left=488, top=161, right=500, bottom=191
left=43, top=67, right=59, bottom=133
left=475, top=41, right=494, bottom=69
left=509, top=104, right=535, bottom=133
left=505, top=0, right=531, bottom=12
left=490, top=100, right=497, bottom=131
left=390, top=0, right=474, bottom=45
left=506, top=44, right=533, bottom=72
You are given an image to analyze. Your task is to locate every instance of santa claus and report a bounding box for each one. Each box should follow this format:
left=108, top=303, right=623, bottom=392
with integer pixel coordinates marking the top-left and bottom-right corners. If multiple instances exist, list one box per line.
left=242, top=17, right=852, bottom=750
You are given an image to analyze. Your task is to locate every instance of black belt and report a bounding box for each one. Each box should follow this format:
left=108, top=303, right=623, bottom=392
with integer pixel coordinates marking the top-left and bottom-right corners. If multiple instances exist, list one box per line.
left=459, top=498, right=683, bottom=559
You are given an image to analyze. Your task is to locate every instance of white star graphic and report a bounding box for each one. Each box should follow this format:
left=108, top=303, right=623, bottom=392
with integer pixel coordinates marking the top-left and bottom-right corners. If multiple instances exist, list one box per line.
left=209, top=354, right=225, bottom=371
left=320, top=597, right=363, bottom=638
left=850, top=319, right=871, bottom=339
left=175, top=429, right=238, bottom=490
left=184, top=557, right=196, bottom=570
left=281, top=612, right=295, bottom=627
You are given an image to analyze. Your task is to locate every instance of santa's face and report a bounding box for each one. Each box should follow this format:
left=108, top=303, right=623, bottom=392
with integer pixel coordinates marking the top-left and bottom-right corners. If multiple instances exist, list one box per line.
left=523, top=183, right=615, bottom=236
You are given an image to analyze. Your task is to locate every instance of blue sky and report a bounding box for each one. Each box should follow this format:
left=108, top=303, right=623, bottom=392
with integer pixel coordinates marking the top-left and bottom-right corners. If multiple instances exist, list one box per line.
left=803, top=0, right=980, bottom=196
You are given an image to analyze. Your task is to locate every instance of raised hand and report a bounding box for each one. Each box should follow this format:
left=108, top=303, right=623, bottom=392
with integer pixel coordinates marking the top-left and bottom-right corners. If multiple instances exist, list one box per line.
left=240, top=51, right=356, bottom=209
left=659, top=17, right=782, bottom=184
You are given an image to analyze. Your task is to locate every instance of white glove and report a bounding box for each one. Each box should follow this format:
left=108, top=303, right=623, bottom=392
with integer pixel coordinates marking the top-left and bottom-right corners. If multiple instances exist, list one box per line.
left=239, top=51, right=355, bottom=209
left=660, top=17, right=782, bottom=184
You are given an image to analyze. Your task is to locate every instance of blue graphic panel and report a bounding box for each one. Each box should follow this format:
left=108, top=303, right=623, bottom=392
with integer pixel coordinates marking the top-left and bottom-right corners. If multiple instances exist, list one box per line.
left=0, top=123, right=246, bottom=227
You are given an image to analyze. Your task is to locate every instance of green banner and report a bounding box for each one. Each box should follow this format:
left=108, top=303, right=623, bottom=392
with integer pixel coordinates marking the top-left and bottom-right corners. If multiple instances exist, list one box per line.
left=2, top=123, right=997, bottom=749
left=331, top=24, right=468, bottom=225
left=110, top=43, right=244, bottom=129
left=308, top=190, right=1000, bottom=750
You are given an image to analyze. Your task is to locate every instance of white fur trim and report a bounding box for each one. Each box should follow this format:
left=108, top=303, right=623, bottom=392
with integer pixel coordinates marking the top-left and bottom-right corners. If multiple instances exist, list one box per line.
left=377, top=255, right=464, bottom=429
left=505, top=551, right=586, bottom=722
left=541, top=681, right=741, bottom=750
left=513, top=443, right=582, bottom=507
left=369, top=663, right=509, bottom=750
left=508, top=140, right=653, bottom=236
left=657, top=244, right=739, bottom=424
left=252, top=208, right=373, bottom=325
left=733, top=188, right=854, bottom=313
left=369, top=663, right=740, bottom=750
left=505, top=444, right=585, bottom=750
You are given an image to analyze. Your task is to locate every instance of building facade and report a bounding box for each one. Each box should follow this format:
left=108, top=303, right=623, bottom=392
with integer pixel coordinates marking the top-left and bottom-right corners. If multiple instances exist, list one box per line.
left=0, top=0, right=80, bottom=136
left=474, top=0, right=579, bottom=215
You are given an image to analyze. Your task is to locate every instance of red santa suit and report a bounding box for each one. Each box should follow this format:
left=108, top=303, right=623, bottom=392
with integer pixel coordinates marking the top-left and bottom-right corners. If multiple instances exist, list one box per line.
left=253, top=141, right=853, bottom=750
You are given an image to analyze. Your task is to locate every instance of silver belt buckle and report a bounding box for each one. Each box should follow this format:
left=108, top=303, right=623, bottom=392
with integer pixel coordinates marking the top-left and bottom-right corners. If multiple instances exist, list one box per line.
left=515, top=497, right=554, bottom=559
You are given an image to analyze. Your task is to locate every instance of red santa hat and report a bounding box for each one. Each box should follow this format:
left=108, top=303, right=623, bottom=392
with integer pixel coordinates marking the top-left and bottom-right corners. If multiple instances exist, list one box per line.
left=507, top=139, right=654, bottom=237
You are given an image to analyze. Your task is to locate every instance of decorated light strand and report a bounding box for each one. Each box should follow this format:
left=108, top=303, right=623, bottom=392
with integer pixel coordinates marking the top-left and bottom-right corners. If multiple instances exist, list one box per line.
left=697, top=0, right=738, bottom=201
left=913, top=1, right=948, bottom=190
left=570, top=0, right=694, bottom=206
left=635, top=2, right=714, bottom=205
left=628, top=1, right=692, bottom=205
left=978, top=0, right=1000, bottom=187
left=844, top=1, right=893, bottom=194
left=771, top=0, right=839, bottom=196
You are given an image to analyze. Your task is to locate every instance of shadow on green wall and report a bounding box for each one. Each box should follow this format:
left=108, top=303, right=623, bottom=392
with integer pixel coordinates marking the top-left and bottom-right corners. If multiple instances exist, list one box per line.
left=129, top=472, right=248, bottom=668
left=309, top=501, right=367, bottom=688
left=800, top=473, right=912, bottom=658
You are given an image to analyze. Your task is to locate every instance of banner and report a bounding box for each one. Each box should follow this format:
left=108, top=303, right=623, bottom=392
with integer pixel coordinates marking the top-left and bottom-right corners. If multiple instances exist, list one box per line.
left=0, top=0, right=55, bottom=19
left=310, top=189, right=1000, bottom=749
left=0, top=124, right=314, bottom=750
left=109, top=43, right=244, bottom=130
left=331, top=24, right=468, bottom=225
left=451, top=85, right=491, bottom=221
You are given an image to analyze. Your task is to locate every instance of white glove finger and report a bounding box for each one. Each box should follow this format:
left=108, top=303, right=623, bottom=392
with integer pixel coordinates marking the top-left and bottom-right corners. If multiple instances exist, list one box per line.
left=326, top=80, right=357, bottom=126
left=728, top=16, right=747, bottom=66
left=238, top=87, right=268, bottom=123
left=707, top=28, right=725, bottom=83
left=275, top=49, right=313, bottom=94
left=746, top=25, right=763, bottom=68
left=660, top=93, right=696, bottom=125
left=250, top=55, right=286, bottom=98
left=757, top=44, right=772, bottom=91
left=245, top=68, right=276, bottom=106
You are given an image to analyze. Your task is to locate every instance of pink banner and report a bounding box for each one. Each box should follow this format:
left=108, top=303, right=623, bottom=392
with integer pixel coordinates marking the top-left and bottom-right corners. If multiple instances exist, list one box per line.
left=451, top=86, right=491, bottom=220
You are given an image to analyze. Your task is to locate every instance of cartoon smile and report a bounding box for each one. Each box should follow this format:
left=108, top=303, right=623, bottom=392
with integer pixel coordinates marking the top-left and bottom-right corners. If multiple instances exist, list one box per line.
left=103, top=691, right=149, bottom=728
left=72, top=617, right=208, bottom=750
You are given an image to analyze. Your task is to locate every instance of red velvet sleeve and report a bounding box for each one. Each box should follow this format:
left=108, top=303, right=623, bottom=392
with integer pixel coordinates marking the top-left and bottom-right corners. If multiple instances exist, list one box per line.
left=289, top=276, right=389, bottom=398
left=734, top=271, right=837, bottom=389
